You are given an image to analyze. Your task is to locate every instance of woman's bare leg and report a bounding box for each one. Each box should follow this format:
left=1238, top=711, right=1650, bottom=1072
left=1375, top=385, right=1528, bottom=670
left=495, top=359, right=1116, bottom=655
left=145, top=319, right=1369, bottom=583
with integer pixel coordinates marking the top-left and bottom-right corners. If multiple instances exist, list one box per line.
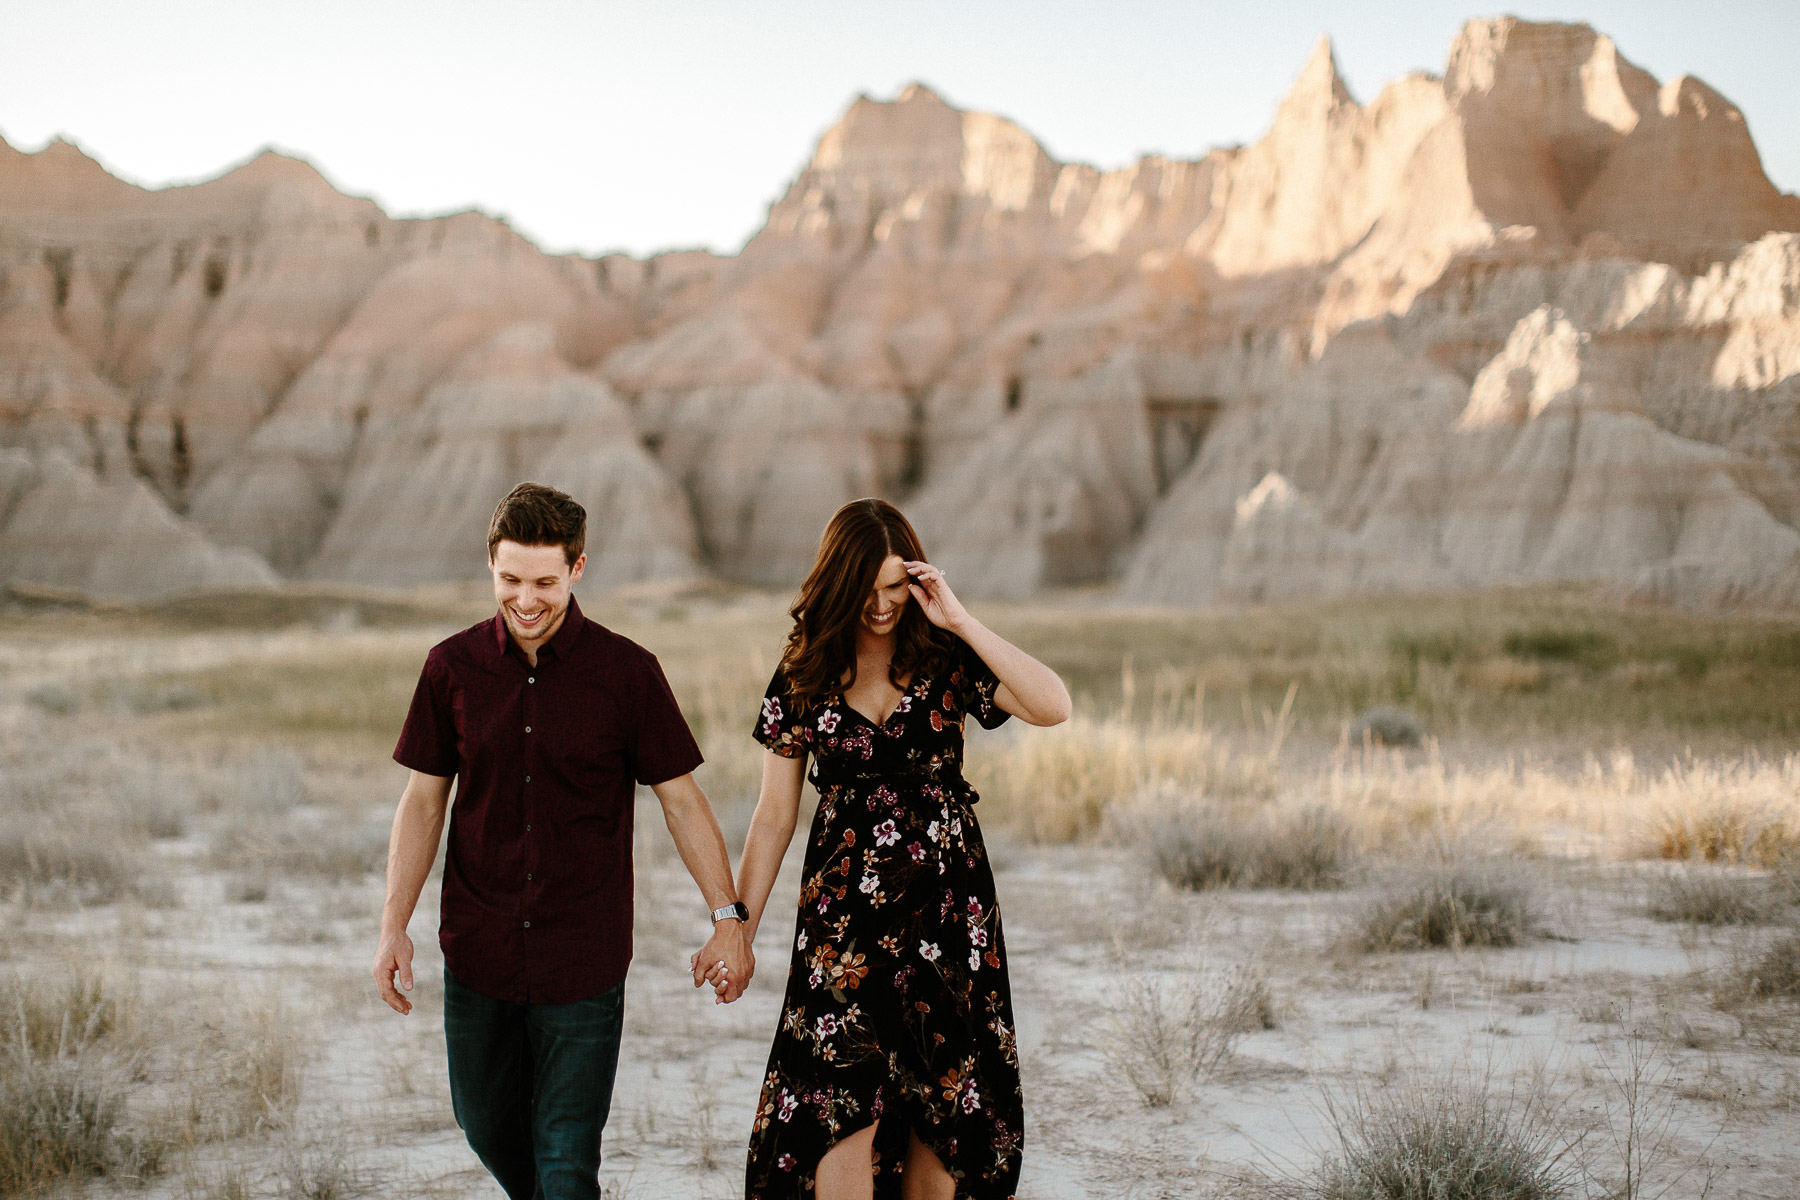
left=901, top=1132, right=955, bottom=1200
left=815, top=1124, right=877, bottom=1200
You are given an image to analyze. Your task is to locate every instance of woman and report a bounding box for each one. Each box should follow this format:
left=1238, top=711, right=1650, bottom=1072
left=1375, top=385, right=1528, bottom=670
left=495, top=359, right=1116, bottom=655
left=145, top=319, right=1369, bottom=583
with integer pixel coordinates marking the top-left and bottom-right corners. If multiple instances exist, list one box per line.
left=720, top=498, right=1070, bottom=1200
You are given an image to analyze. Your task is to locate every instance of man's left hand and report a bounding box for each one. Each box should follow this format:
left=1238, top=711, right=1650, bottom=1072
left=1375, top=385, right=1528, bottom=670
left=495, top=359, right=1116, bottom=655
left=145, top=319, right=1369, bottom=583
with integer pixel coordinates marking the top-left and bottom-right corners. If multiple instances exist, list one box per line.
left=691, top=919, right=753, bottom=1003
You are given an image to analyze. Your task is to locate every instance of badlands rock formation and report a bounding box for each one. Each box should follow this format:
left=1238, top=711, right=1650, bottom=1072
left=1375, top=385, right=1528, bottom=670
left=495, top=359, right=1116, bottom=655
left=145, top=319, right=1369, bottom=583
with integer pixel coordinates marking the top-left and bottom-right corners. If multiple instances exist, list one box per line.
left=2, top=17, right=1797, bottom=606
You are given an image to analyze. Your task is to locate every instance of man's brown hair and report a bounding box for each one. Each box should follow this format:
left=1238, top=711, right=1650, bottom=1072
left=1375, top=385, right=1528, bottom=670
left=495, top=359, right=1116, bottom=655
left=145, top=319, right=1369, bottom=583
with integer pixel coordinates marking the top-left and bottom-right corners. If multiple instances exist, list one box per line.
left=487, top=482, right=586, bottom=567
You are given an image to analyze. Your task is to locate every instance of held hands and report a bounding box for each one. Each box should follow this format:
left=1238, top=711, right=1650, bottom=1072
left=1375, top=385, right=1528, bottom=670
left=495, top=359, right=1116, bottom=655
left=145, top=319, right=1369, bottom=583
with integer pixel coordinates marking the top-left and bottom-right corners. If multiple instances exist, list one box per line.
left=905, top=560, right=968, bottom=633
left=372, top=927, right=416, bottom=1015
left=690, top=918, right=754, bottom=1004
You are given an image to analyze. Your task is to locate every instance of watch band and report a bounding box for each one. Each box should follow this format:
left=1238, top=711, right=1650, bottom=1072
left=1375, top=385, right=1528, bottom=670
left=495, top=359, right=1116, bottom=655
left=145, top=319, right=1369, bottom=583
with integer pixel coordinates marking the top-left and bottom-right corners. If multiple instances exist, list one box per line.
left=711, top=901, right=749, bottom=924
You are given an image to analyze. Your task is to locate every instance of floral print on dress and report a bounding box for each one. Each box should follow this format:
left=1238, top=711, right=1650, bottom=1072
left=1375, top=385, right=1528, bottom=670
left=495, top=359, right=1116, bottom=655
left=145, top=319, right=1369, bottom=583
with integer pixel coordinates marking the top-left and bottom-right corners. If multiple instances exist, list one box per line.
left=747, top=639, right=1019, bottom=1199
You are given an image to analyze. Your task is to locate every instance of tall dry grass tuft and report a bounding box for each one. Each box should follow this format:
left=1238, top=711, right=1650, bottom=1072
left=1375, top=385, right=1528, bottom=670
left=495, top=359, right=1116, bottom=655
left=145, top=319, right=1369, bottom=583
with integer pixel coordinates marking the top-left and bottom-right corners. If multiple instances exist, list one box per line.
left=0, top=967, right=164, bottom=1192
left=1309, top=1069, right=1579, bottom=1200
left=1644, top=756, right=1800, bottom=865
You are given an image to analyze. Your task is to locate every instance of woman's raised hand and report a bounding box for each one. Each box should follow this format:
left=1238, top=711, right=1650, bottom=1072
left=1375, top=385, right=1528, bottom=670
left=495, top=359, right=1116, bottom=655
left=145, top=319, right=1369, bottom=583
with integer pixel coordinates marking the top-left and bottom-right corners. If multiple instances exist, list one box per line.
left=904, top=560, right=968, bottom=633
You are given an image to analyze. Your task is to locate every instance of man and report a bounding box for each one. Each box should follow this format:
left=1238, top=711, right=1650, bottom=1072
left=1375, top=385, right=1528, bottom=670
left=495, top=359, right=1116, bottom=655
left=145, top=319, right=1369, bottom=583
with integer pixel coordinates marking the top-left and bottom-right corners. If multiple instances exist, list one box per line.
left=372, top=481, right=752, bottom=1200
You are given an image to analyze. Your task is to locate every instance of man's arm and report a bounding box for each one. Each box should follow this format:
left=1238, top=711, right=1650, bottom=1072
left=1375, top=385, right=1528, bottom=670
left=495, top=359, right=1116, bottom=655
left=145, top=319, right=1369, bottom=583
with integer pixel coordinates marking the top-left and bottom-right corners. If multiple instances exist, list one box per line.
left=650, top=772, right=754, bottom=1003
left=372, top=770, right=453, bottom=1015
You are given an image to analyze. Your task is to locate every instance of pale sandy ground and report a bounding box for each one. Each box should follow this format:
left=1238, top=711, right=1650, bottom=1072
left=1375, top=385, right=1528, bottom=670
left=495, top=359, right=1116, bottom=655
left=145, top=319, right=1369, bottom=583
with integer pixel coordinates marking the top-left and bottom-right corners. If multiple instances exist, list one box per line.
left=4, top=805, right=1792, bottom=1199
left=2, top=611, right=1797, bottom=1199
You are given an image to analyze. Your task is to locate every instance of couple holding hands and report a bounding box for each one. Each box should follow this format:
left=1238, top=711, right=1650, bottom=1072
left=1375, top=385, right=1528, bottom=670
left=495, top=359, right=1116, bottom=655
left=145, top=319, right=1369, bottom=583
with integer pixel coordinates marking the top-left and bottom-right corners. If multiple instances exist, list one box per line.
left=372, top=484, right=1069, bottom=1200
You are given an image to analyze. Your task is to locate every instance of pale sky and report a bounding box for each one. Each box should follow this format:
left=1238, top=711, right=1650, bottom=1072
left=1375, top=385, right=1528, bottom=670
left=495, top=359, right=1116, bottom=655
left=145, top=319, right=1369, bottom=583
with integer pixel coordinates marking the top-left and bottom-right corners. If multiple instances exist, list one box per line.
left=3, top=1, right=1794, bottom=258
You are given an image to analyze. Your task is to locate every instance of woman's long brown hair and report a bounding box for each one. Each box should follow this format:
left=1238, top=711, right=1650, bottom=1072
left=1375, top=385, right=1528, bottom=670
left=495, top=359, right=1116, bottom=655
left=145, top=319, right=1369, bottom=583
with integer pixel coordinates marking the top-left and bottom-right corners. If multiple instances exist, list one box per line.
left=779, top=498, right=951, bottom=711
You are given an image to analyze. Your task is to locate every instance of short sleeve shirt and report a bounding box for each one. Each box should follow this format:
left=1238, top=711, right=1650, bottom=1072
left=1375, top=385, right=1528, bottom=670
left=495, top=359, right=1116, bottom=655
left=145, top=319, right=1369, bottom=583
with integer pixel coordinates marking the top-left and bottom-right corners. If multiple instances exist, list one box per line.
left=394, top=596, right=702, bottom=1004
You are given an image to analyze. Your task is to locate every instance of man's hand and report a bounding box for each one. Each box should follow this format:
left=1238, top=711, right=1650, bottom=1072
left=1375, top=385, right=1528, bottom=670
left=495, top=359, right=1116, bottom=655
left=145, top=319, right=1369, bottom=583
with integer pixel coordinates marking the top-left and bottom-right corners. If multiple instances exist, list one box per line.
left=690, top=919, right=754, bottom=1004
left=373, top=927, right=417, bottom=1015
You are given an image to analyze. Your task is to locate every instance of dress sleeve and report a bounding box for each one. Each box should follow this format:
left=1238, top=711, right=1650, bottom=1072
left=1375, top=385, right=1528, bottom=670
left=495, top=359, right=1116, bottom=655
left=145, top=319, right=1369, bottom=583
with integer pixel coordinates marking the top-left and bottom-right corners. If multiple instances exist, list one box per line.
left=753, top=666, right=810, bottom=759
left=954, top=638, right=1013, bottom=730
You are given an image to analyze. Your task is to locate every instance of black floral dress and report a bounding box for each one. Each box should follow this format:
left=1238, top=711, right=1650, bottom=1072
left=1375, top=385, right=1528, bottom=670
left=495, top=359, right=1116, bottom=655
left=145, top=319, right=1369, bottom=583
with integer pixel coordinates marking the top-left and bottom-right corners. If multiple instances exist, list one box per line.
left=745, top=639, right=1022, bottom=1199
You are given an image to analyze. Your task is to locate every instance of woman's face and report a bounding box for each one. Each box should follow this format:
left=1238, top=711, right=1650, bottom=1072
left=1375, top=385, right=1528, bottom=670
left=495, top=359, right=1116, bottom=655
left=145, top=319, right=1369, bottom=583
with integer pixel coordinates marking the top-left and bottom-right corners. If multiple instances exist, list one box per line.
left=859, top=554, right=911, bottom=637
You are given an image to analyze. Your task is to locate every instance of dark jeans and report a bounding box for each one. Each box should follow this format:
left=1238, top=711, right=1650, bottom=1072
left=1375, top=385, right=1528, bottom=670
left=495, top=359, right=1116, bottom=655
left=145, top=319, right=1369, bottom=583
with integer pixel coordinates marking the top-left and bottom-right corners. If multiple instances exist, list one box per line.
left=443, top=966, right=625, bottom=1200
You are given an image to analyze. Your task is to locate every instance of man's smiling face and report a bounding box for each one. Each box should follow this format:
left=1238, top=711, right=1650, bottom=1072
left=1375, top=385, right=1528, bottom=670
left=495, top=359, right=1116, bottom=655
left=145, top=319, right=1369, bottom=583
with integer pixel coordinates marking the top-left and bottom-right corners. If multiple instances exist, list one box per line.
left=490, top=539, right=586, bottom=653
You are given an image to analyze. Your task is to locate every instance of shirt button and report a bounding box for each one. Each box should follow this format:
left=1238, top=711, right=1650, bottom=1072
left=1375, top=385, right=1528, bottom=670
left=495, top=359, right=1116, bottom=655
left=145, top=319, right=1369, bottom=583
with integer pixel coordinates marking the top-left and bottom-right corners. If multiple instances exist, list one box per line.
left=526, top=873, right=533, bottom=881
left=525, top=725, right=532, bottom=733
left=523, top=920, right=531, bottom=929
left=525, top=775, right=531, bottom=783
left=528, top=677, right=535, bottom=684
left=525, top=824, right=532, bottom=832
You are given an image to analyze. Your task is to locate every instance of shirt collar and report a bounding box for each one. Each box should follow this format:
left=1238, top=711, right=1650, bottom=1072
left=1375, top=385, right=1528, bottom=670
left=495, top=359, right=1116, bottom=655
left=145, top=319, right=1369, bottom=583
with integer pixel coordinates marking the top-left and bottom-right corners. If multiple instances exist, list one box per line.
left=488, top=594, right=586, bottom=663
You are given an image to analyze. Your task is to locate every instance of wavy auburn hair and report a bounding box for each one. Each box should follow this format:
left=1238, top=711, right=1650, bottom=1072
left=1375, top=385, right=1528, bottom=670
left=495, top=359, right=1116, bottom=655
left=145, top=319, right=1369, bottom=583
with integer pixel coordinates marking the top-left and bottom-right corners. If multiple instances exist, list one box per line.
left=780, top=499, right=951, bottom=712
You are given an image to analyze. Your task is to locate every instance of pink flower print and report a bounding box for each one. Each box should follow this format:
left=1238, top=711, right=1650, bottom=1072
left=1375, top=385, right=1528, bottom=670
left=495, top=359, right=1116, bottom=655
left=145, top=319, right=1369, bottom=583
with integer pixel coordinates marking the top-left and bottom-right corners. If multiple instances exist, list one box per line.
left=816, top=1013, right=840, bottom=1038
left=968, top=947, right=981, bottom=971
left=919, top=941, right=941, bottom=962
left=970, top=925, right=987, bottom=948
left=859, top=872, right=879, bottom=895
left=926, top=820, right=941, bottom=843
left=777, top=1154, right=796, bottom=1170
left=817, top=710, right=840, bottom=733
left=776, top=1090, right=797, bottom=1122
left=894, top=695, right=912, bottom=714
left=872, top=784, right=898, bottom=808
left=908, top=842, right=926, bottom=863
left=873, top=819, right=899, bottom=846
left=959, top=1079, right=981, bottom=1113
left=967, top=896, right=983, bottom=919
left=796, top=930, right=808, bottom=950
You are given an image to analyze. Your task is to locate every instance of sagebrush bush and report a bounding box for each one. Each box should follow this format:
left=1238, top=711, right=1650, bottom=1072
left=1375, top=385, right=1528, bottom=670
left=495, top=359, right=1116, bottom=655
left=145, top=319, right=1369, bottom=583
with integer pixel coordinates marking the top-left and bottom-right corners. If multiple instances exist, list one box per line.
left=1646, top=869, right=1783, bottom=925
left=1313, top=1072, right=1577, bottom=1200
left=1354, top=861, right=1537, bottom=951
left=0, top=820, right=139, bottom=906
left=1148, top=804, right=1354, bottom=891
left=1738, top=931, right=1800, bottom=1000
left=1102, top=964, right=1270, bottom=1106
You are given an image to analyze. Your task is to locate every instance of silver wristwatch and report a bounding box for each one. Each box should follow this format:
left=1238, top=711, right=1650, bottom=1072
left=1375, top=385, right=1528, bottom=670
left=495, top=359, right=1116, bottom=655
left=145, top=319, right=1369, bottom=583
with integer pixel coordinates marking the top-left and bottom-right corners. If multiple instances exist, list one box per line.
left=711, top=901, right=749, bottom=924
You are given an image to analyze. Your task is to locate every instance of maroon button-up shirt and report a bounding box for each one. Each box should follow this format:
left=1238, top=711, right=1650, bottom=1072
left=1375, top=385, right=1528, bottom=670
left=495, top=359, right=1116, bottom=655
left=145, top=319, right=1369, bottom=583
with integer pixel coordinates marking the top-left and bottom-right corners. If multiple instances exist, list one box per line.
left=393, top=596, right=702, bottom=1004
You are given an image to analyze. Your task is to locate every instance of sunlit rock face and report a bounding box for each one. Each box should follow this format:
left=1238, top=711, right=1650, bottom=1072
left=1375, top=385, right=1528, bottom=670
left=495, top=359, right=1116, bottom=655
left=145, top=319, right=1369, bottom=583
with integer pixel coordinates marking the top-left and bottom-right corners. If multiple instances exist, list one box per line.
left=3, top=17, right=1798, bottom=606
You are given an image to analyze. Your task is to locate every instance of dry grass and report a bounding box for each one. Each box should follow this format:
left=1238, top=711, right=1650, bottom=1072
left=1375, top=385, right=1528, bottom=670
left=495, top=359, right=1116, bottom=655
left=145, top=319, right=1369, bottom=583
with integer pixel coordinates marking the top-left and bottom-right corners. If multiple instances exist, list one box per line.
left=1143, top=802, right=1354, bottom=891
left=1306, top=1069, right=1579, bottom=1200
left=1352, top=860, right=1540, bottom=952
left=1645, top=869, right=1786, bottom=925
left=1737, top=931, right=1800, bottom=1000
left=968, top=713, right=1277, bottom=843
left=1102, top=964, right=1272, bottom=1106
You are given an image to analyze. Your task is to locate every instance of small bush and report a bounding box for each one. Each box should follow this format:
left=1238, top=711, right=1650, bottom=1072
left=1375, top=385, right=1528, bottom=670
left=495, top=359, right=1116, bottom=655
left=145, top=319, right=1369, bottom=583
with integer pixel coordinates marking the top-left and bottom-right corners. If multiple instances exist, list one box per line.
left=1348, top=705, right=1424, bottom=748
left=1149, top=804, right=1354, bottom=891
left=1739, top=931, right=1800, bottom=1000
left=1503, top=627, right=1618, bottom=669
left=0, top=821, right=138, bottom=906
left=25, top=683, right=81, bottom=715
left=1354, top=861, right=1537, bottom=951
left=1646, top=870, right=1782, bottom=925
left=211, top=819, right=387, bottom=881
left=232, top=748, right=309, bottom=815
left=1102, top=964, right=1268, bottom=1106
left=1312, top=1071, right=1577, bottom=1200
